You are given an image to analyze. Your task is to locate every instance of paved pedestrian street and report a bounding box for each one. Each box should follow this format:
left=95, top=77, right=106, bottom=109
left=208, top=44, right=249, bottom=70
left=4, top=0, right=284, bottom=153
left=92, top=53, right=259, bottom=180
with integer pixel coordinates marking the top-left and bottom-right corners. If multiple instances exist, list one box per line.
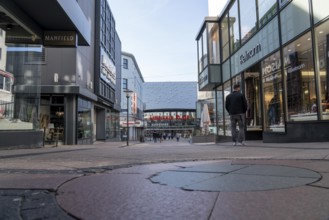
left=1, top=140, right=329, bottom=219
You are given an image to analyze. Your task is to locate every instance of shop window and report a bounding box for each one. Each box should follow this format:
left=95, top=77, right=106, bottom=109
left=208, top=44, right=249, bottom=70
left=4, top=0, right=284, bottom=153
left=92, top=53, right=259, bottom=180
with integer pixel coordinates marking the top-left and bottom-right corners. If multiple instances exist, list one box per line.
left=244, top=68, right=262, bottom=131
left=262, top=51, right=285, bottom=132
left=223, top=81, right=232, bottom=136
left=77, top=98, right=92, bottom=141
left=283, top=32, right=317, bottom=122
left=315, top=20, right=329, bottom=119
left=258, top=0, right=277, bottom=28
left=239, top=0, right=257, bottom=44
left=229, top=0, right=240, bottom=52
left=216, top=87, right=224, bottom=135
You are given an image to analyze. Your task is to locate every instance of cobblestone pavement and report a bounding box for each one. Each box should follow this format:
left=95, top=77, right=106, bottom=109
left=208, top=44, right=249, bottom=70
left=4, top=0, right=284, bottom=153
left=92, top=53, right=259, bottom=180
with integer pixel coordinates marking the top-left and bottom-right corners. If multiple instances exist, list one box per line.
left=0, top=140, right=329, bottom=219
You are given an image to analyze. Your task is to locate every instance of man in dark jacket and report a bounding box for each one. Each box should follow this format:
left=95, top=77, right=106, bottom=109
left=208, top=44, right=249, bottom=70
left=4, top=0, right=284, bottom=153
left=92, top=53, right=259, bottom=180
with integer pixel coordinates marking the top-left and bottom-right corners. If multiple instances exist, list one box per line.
left=225, top=84, right=248, bottom=146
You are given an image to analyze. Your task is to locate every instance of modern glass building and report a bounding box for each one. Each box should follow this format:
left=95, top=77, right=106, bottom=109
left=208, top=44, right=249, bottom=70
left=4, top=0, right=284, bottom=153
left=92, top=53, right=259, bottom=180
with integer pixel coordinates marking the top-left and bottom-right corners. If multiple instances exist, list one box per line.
left=196, top=0, right=329, bottom=142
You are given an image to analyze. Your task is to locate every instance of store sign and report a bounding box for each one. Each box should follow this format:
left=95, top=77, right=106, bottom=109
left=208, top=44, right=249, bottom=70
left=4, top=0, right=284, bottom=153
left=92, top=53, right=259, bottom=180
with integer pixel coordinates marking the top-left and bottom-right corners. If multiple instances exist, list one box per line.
left=101, top=48, right=116, bottom=85
left=240, top=44, right=262, bottom=64
left=150, top=115, right=190, bottom=121
left=44, top=31, right=77, bottom=47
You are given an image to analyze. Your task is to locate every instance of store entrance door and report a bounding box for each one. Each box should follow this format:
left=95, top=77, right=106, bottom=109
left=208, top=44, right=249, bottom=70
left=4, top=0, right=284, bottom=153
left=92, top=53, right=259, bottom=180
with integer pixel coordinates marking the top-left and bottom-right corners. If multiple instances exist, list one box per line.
left=244, top=64, right=262, bottom=140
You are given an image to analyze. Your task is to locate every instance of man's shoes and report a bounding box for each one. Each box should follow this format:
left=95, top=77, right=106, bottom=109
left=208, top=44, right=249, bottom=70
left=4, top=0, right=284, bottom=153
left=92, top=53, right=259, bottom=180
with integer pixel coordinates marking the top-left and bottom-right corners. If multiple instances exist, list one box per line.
left=237, top=142, right=246, bottom=146
left=233, top=142, right=237, bottom=146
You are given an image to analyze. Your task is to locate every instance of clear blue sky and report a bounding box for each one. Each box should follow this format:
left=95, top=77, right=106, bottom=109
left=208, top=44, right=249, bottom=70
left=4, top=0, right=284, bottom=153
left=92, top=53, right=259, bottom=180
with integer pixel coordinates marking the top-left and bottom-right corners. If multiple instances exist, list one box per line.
left=107, top=0, right=208, bottom=82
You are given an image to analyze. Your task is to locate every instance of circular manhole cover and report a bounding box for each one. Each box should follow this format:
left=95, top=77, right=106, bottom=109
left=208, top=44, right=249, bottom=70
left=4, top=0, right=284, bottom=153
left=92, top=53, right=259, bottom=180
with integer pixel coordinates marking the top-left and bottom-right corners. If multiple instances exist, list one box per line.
left=150, top=163, right=321, bottom=192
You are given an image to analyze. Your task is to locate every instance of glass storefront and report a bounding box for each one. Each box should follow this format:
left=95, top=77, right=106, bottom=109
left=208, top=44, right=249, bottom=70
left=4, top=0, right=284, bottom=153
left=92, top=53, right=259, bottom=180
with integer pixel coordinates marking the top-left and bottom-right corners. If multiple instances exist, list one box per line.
left=315, top=20, right=329, bottom=119
left=223, top=81, right=231, bottom=136
left=262, top=51, right=285, bottom=132
left=244, top=67, right=262, bottom=132
left=106, top=110, right=120, bottom=139
left=77, top=97, right=92, bottom=143
left=283, top=32, right=317, bottom=122
left=0, top=37, right=42, bottom=131
left=144, top=110, right=196, bottom=138
left=197, top=0, right=329, bottom=142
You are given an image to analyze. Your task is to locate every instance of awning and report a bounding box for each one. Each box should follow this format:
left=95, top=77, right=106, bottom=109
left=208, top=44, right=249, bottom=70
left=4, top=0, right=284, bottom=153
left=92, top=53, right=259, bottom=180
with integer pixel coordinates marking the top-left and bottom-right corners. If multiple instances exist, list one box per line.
left=0, top=0, right=90, bottom=46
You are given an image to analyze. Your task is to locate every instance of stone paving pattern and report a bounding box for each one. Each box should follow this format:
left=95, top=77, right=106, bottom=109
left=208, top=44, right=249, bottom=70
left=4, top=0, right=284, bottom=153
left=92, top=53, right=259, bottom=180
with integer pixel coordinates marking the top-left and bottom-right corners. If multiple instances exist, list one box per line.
left=0, top=140, right=329, bottom=219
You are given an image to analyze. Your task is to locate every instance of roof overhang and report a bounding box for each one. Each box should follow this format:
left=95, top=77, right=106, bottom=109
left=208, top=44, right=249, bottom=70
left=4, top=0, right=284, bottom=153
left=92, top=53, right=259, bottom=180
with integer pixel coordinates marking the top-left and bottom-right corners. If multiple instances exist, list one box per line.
left=0, top=0, right=91, bottom=46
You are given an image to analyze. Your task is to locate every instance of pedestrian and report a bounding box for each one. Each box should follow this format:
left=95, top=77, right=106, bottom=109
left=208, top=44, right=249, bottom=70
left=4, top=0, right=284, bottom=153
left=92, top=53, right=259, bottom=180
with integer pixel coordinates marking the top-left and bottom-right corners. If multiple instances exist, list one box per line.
left=225, top=83, right=248, bottom=146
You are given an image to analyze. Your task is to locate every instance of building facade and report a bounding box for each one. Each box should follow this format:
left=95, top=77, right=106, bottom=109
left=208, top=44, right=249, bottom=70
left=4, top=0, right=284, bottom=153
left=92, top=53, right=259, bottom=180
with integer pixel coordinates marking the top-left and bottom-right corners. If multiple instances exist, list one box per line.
left=143, top=82, right=198, bottom=139
left=0, top=0, right=121, bottom=148
left=120, top=52, right=144, bottom=141
left=196, top=0, right=329, bottom=143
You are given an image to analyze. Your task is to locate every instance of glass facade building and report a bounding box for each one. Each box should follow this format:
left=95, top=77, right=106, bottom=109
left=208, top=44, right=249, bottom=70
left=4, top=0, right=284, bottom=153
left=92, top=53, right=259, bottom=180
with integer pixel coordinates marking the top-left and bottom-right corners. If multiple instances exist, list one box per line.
left=196, top=0, right=329, bottom=142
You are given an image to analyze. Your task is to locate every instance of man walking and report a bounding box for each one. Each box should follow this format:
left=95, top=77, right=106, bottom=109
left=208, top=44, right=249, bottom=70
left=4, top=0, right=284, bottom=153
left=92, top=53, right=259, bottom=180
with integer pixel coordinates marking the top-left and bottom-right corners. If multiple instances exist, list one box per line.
left=225, top=84, right=248, bottom=146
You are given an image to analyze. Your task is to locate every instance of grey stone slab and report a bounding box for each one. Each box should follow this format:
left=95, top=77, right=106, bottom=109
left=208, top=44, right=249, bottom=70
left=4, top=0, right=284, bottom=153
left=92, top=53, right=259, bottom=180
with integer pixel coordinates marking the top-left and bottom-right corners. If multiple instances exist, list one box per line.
left=233, top=165, right=321, bottom=178
left=183, top=174, right=319, bottom=192
left=0, top=173, right=80, bottom=190
left=311, top=173, right=329, bottom=188
left=57, top=173, right=218, bottom=220
left=0, top=196, right=21, bottom=220
left=150, top=170, right=222, bottom=188
left=210, top=186, right=329, bottom=220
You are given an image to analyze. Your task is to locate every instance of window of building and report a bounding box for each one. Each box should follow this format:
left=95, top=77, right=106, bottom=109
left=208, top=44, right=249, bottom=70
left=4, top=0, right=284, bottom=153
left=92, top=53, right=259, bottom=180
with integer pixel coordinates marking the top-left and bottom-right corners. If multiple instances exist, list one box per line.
left=262, top=51, right=284, bottom=131
left=202, top=30, right=208, bottom=68
left=283, top=32, right=316, bottom=122
left=239, top=0, right=257, bottom=44
left=123, top=58, right=128, bottom=69
left=258, top=0, right=277, bottom=28
left=77, top=98, right=92, bottom=143
left=208, top=22, right=220, bottom=64
left=280, top=0, right=310, bottom=45
left=123, top=78, right=128, bottom=90
left=313, top=0, right=329, bottom=24
left=229, top=0, right=240, bottom=52
left=221, top=13, right=230, bottom=61
left=197, top=28, right=208, bottom=72
left=315, top=20, right=329, bottom=119
left=244, top=69, right=262, bottom=132
left=216, top=86, right=224, bottom=135
left=223, top=81, right=231, bottom=136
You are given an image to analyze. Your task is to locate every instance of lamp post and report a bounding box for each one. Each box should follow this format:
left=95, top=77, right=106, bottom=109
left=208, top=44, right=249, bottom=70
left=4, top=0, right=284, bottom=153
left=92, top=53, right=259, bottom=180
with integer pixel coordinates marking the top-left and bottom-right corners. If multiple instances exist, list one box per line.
left=124, top=89, right=133, bottom=146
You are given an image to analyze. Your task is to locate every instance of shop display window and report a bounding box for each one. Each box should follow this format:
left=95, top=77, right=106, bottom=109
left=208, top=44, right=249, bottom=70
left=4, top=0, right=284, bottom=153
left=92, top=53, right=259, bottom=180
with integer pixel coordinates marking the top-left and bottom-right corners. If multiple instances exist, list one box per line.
left=216, top=86, right=224, bottom=135
left=244, top=69, right=262, bottom=131
left=106, top=110, right=119, bottom=139
left=0, top=41, right=42, bottom=131
left=315, top=20, right=329, bottom=120
left=77, top=98, right=92, bottom=140
left=223, top=81, right=232, bottom=136
left=283, top=32, right=317, bottom=121
left=262, top=51, right=285, bottom=132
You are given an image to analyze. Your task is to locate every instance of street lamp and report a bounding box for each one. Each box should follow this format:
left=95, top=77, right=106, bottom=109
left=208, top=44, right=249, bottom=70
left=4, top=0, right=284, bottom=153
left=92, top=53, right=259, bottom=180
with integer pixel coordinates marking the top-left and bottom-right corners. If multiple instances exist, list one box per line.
left=124, top=89, right=133, bottom=146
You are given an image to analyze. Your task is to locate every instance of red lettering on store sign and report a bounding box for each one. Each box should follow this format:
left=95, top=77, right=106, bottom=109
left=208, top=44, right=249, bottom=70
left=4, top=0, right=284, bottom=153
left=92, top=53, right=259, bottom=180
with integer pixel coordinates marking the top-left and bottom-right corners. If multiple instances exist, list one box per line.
left=150, top=115, right=189, bottom=121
